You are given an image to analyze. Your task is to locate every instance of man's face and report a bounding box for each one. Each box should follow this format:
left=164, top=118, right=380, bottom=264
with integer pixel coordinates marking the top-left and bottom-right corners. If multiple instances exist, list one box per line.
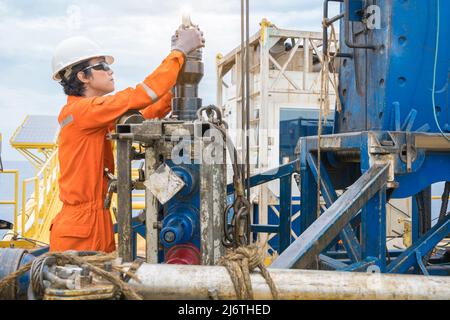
left=79, top=57, right=115, bottom=96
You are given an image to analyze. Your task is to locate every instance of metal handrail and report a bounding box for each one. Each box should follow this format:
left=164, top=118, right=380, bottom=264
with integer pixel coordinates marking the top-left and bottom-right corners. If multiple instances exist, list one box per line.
left=19, top=150, right=59, bottom=237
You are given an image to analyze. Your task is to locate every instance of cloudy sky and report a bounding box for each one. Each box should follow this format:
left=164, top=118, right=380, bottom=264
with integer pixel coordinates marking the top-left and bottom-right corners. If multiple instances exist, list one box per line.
left=0, top=0, right=339, bottom=161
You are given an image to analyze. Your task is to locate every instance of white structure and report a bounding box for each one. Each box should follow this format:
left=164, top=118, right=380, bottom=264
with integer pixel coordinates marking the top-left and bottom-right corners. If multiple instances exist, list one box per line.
left=216, top=20, right=409, bottom=248
left=216, top=20, right=336, bottom=229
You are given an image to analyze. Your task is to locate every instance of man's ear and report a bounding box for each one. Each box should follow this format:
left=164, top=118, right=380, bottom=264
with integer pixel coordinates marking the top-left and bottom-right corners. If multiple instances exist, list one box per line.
left=77, top=71, right=90, bottom=84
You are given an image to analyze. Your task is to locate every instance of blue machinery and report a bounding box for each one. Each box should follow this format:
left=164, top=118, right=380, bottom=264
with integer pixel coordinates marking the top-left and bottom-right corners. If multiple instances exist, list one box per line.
left=114, top=1, right=450, bottom=274
left=267, top=0, right=450, bottom=273
left=112, top=19, right=226, bottom=265
left=2, top=1, right=450, bottom=300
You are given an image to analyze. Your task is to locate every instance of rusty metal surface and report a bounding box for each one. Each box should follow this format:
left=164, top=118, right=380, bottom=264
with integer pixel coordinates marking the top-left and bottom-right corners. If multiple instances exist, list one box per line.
left=117, top=138, right=133, bottom=262
left=415, top=134, right=450, bottom=150
left=145, top=144, right=160, bottom=264
left=200, top=138, right=226, bottom=265
left=43, top=284, right=116, bottom=300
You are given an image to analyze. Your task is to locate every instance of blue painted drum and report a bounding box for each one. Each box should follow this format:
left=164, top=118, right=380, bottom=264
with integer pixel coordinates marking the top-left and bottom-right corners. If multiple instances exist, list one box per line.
left=336, top=0, right=450, bottom=135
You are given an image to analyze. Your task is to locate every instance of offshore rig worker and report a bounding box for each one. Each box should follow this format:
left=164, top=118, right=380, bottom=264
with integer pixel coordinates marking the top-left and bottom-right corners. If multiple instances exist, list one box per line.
left=49, top=29, right=204, bottom=253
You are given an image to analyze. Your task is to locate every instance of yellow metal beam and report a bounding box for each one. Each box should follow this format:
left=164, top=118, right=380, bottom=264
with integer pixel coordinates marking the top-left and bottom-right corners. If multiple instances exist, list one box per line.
left=432, top=196, right=448, bottom=200
left=0, top=240, right=37, bottom=249
left=16, top=149, right=44, bottom=169
left=132, top=202, right=145, bottom=210
left=11, top=143, right=56, bottom=148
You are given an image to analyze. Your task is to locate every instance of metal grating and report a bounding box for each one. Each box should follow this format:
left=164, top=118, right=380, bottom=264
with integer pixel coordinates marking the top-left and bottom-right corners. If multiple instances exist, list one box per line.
left=11, top=115, right=59, bottom=145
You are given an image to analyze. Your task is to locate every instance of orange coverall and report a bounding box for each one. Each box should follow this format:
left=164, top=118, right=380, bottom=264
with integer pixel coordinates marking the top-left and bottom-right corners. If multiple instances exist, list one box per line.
left=49, top=51, right=185, bottom=253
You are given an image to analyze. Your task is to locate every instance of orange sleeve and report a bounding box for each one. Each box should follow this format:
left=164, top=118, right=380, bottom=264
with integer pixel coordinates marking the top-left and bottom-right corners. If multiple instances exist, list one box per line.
left=141, top=91, right=173, bottom=119
left=74, top=51, right=184, bottom=130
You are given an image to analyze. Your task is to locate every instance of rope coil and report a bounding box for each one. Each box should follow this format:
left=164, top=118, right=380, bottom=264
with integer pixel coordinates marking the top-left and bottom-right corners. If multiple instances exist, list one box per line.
left=0, top=252, right=143, bottom=300
left=219, top=244, right=279, bottom=300
left=30, top=256, right=55, bottom=299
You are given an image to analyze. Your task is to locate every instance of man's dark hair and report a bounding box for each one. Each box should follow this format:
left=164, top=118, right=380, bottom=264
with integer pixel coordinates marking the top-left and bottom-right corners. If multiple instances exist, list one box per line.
left=58, top=60, right=93, bottom=96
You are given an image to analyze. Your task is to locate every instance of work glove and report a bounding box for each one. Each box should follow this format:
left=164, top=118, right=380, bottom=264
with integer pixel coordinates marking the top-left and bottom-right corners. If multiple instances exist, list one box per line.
left=171, top=26, right=205, bottom=56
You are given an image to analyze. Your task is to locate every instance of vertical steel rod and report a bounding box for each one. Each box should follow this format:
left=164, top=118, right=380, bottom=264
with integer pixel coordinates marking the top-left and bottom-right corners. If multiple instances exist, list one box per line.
left=361, top=186, right=387, bottom=271
left=279, top=175, right=292, bottom=252
left=200, top=134, right=227, bottom=264
left=245, top=0, right=250, bottom=202
left=240, top=0, right=246, bottom=186
left=117, top=138, right=133, bottom=262
left=245, top=0, right=251, bottom=243
left=145, top=143, right=159, bottom=264
left=200, top=141, right=213, bottom=265
left=212, top=138, right=227, bottom=263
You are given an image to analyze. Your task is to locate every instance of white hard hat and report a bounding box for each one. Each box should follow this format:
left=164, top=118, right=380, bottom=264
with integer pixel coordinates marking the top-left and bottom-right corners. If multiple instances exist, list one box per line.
left=51, top=36, right=114, bottom=81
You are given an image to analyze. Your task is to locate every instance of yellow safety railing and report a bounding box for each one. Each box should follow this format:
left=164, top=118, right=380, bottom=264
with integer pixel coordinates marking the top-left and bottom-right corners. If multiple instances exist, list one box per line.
left=132, top=193, right=145, bottom=210
left=0, top=170, right=19, bottom=234
left=17, top=150, right=144, bottom=240
left=18, top=150, right=60, bottom=240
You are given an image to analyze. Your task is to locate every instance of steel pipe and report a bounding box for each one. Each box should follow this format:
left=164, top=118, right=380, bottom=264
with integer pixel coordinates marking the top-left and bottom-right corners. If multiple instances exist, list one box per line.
left=145, top=144, right=159, bottom=264
left=171, top=21, right=204, bottom=121
left=129, top=263, right=450, bottom=300
left=323, top=0, right=344, bottom=56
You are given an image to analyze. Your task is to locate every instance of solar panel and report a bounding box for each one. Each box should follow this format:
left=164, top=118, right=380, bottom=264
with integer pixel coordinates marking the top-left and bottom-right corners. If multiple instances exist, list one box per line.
left=11, top=115, right=59, bottom=145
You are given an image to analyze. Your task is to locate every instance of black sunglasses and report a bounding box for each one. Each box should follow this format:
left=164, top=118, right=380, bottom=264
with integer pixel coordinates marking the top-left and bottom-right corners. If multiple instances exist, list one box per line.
left=82, top=61, right=111, bottom=72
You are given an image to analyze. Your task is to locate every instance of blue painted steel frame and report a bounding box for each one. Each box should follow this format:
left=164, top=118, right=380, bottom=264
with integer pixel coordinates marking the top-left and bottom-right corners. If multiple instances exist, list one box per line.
left=361, top=186, right=387, bottom=271
left=271, top=162, right=389, bottom=269
left=271, top=130, right=450, bottom=274
left=387, top=213, right=450, bottom=274
left=226, top=127, right=449, bottom=275
left=227, top=160, right=298, bottom=254
left=306, top=153, right=362, bottom=263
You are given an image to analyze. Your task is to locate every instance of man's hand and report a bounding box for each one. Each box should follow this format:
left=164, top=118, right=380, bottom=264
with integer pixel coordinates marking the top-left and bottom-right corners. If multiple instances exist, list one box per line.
left=171, top=26, right=205, bottom=56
